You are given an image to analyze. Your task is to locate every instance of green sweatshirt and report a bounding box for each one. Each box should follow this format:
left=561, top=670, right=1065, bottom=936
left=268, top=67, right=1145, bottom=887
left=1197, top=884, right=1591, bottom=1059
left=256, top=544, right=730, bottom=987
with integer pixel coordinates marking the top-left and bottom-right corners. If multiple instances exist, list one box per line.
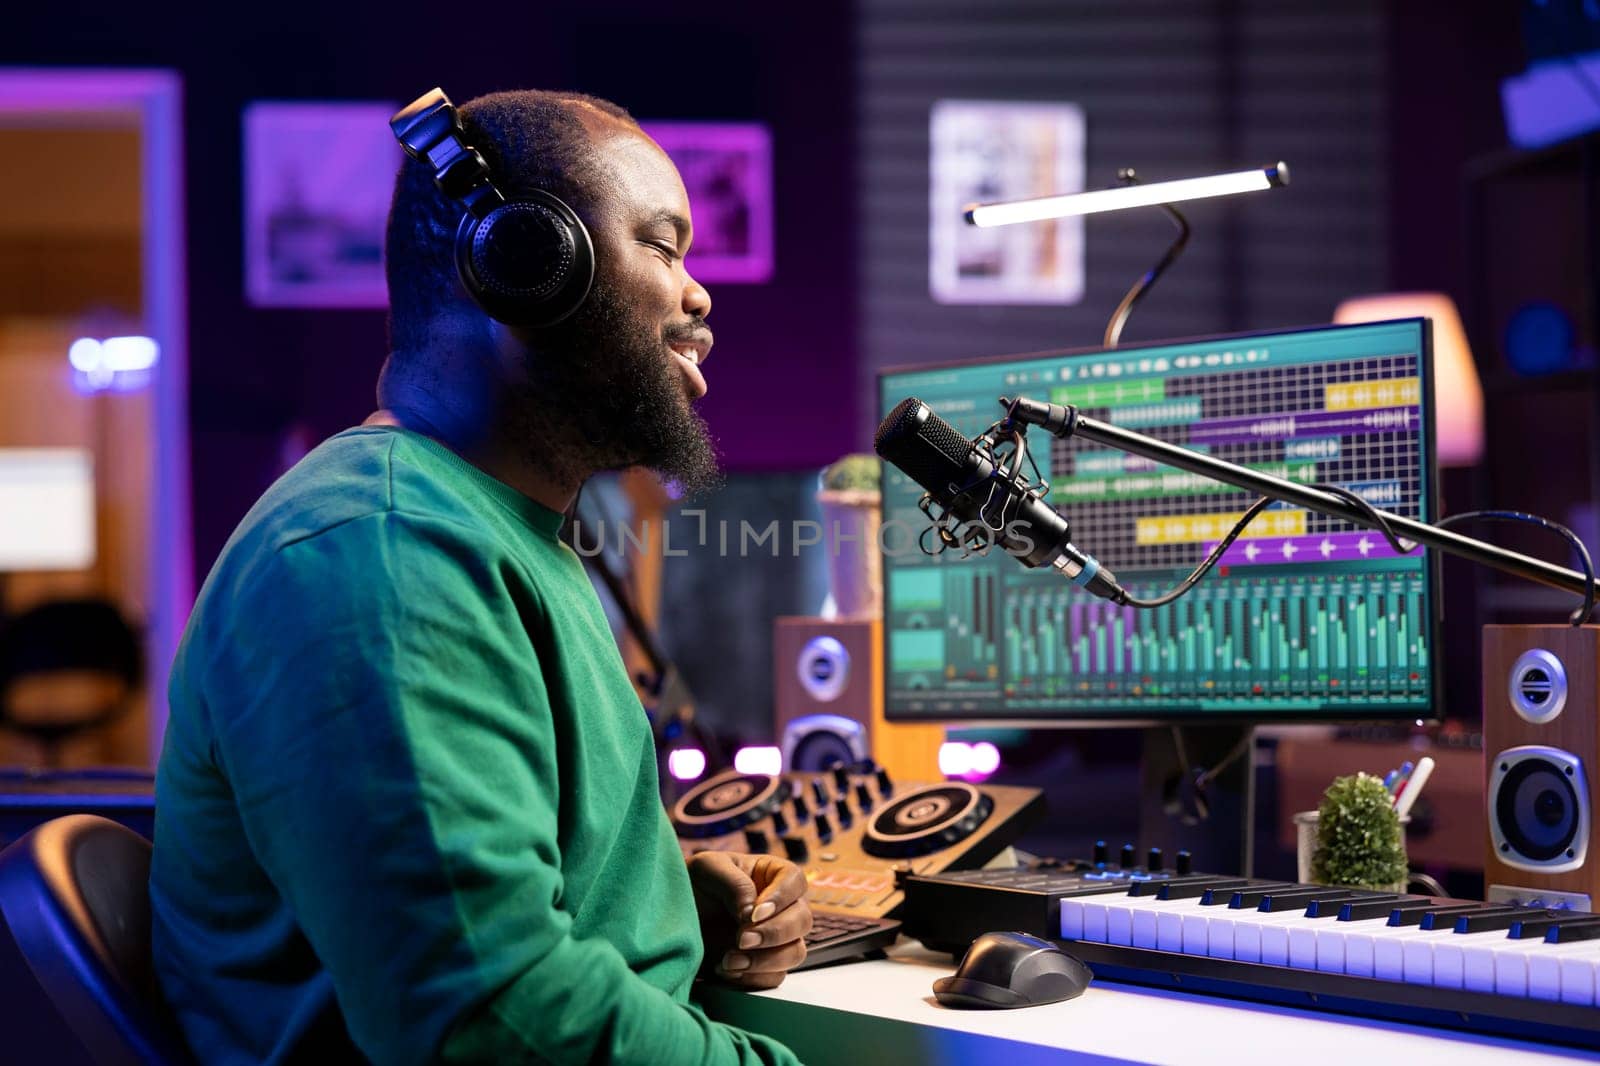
left=151, top=426, right=799, bottom=1066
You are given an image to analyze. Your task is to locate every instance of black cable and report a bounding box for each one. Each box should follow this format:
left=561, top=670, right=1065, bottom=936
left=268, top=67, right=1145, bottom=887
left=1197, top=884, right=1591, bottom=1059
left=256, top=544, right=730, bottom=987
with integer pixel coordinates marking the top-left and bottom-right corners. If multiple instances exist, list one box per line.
left=1436, top=510, right=1597, bottom=626
left=1121, top=495, right=1273, bottom=609
left=1121, top=481, right=1424, bottom=610
left=1171, top=726, right=1255, bottom=791
left=1308, top=483, right=1420, bottom=555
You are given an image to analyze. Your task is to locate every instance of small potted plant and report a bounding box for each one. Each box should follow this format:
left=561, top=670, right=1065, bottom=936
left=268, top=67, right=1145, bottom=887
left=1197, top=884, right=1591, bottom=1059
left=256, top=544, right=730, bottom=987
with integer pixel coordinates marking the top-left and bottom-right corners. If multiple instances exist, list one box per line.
left=1310, top=771, right=1409, bottom=891
left=818, top=454, right=882, bottom=619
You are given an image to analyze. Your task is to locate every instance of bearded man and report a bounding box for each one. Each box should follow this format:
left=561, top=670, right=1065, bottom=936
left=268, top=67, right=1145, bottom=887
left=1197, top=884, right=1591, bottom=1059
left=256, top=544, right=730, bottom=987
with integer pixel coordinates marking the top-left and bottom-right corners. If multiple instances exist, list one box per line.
left=150, top=88, right=808, bottom=1066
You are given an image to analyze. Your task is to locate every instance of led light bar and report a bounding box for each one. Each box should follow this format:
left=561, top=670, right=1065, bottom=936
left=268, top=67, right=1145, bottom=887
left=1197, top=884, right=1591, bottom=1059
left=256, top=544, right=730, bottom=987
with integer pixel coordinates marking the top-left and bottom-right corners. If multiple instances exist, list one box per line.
left=965, top=162, right=1289, bottom=227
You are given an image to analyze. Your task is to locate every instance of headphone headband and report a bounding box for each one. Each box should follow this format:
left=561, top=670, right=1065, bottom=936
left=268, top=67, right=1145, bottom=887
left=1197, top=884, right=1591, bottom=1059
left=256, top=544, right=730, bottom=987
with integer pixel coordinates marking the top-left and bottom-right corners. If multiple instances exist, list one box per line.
left=390, top=88, right=595, bottom=326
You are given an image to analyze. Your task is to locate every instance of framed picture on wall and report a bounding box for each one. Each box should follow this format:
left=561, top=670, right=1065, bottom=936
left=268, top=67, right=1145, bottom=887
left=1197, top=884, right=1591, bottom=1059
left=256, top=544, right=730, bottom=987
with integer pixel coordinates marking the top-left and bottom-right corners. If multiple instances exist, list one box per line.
left=244, top=101, right=400, bottom=308
left=929, top=99, right=1086, bottom=306
left=642, top=122, right=774, bottom=284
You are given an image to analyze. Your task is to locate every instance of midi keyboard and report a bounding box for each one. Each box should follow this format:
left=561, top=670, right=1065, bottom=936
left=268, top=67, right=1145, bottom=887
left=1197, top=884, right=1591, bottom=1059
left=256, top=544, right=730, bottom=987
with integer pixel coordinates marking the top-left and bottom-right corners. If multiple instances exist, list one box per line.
left=902, top=865, right=1600, bottom=1050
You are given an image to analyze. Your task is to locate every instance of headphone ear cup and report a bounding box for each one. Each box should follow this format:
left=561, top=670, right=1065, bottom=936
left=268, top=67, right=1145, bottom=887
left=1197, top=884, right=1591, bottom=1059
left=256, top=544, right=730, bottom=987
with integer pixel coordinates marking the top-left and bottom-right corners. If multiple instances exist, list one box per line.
left=454, top=189, right=595, bottom=327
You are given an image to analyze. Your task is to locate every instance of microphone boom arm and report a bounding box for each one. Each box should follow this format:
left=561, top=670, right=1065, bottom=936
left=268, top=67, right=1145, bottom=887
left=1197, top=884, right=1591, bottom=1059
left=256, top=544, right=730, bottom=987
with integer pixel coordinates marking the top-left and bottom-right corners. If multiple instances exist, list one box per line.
left=1001, top=395, right=1600, bottom=601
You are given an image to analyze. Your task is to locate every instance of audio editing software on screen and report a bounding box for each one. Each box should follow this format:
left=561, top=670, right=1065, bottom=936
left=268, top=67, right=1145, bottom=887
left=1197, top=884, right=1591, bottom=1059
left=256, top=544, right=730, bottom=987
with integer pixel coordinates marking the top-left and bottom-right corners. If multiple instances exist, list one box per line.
left=878, top=320, right=1437, bottom=722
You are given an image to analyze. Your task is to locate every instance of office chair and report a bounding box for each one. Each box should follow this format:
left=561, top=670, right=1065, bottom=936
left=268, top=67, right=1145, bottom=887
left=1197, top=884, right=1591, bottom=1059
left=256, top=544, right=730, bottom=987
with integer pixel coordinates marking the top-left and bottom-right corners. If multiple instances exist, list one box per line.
left=0, top=814, right=194, bottom=1065
left=0, top=599, right=144, bottom=768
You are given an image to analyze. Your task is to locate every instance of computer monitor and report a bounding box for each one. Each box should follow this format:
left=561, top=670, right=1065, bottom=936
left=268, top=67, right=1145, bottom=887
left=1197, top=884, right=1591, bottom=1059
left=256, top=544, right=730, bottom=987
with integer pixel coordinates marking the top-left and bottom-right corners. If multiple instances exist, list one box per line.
left=878, top=319, right=1439, bottom=724
left=0, top=448, right=96, bottom=572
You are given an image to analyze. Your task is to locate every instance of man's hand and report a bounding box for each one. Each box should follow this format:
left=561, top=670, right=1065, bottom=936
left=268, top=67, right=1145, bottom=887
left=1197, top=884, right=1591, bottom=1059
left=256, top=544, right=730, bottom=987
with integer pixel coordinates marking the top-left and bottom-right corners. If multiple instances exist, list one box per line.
left=687, top=851, right=813, bottom=990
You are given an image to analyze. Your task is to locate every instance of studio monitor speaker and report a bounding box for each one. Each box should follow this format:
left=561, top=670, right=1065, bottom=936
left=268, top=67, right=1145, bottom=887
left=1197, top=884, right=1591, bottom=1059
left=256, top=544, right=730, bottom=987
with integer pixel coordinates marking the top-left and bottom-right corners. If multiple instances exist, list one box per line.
left=1483, top=624, right=1600, bottom=910
left=773, top=616, right=942, bottom=782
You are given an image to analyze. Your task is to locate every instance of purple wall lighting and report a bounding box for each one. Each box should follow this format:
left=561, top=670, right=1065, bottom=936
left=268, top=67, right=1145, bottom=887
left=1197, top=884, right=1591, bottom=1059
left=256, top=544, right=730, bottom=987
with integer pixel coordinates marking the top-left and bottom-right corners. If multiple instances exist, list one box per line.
left=642, top=122, right=774, bottom=284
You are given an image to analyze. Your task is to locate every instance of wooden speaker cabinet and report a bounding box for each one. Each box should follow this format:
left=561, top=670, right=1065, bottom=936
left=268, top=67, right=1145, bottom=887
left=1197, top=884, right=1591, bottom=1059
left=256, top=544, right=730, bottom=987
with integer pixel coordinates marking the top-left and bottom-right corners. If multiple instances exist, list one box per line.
left=1483, top=624, right=1600, bottom=909
left=773, top=616, right=942, bottom=782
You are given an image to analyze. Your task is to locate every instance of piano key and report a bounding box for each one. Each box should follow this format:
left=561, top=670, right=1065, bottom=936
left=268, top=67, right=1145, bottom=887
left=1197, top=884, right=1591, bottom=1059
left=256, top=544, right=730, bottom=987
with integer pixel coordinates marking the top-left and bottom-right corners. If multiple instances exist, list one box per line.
left=1373, top=924, right=1453, bottom=981
left=1546, top=917, right=1600, bottom=943
left=1453, top=907, right=1534, bottom=934
left=1557, top=944, right=1600, bottom=1005
left=1227, top=906, right=1323, bottom=965
left=1482, top=929, right=1600, bottom=1001
left=1128, top=875, right=1217, bottom=898
left=1257, top=888, right=1361, bottom=913
left=1062, top=882, right=1600, bottom=1011
left=1060, top=897, right=1085, bottom=939
left=1339, top=897, right=1435, bottom=922
left=1158, top=877, right=1252, bottom=901
left=1305, top=892, right=1401, bottom=919
left=1389, top=903, right=1481, bottom=927
left=1507, top=910, right=1593, bottom=939
left=1220, top=883, right=1301, bottom=908
left=1435, top=930, right=1530, bottom=992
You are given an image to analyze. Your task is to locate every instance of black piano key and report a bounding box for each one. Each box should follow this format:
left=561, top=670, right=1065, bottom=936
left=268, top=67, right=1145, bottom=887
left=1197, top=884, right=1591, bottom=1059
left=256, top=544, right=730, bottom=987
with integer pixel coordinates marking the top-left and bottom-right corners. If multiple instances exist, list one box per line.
left=1545, top=917, right=1600, bottom=944
left=1206, top=882, right=1294, bottom=907
left=1128, top=875, right=1227, bottom=898
left=1339, top=897, right=1434, bottom=922
left=1389, top=903, right=1482, bottom=928
left=1308, top=893, right=1403, bottom=919
left=1159, top=877, right=1252, bottom=901
left=1388, top=903, right=1481, bottom=928
left=1453, top=907, right=1535, bottom=934
left=1508, top=910, right=1592, bottom=939
left=1421, top=905, right=1520, bottom=932
left=1258, top=888, right=1361, bottom=913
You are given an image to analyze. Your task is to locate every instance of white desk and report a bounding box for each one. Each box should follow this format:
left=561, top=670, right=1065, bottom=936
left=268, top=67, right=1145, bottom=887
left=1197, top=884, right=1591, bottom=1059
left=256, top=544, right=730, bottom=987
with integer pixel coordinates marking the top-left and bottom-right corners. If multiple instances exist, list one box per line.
left=698, top=943, right=1600, bottom=1065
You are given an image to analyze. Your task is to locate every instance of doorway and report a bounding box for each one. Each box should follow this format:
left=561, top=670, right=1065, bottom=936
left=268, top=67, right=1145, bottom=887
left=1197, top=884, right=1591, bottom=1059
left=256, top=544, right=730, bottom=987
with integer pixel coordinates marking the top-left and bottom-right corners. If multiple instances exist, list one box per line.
left=0, top=69, right=190, bottom=768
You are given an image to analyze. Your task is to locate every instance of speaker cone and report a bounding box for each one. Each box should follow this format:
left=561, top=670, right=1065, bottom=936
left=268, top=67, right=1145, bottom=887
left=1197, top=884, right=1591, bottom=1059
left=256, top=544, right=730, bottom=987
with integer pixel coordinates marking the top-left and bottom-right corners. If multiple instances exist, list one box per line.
left=1489, top=745, right=1590, bottom=872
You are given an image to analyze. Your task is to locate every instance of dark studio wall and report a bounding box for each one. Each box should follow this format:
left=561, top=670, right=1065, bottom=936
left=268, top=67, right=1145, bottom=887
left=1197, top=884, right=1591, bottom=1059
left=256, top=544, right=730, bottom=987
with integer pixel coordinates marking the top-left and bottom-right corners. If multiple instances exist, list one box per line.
left=3, top=0, right=858, bottom=584
left=855, top=0, right=1395, bottom=437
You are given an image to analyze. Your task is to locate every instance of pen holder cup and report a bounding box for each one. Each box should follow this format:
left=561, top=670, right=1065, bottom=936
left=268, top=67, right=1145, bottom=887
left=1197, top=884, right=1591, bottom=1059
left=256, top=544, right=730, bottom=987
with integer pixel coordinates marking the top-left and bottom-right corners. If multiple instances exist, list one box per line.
left=1293, top=809, right=1410, bottom=885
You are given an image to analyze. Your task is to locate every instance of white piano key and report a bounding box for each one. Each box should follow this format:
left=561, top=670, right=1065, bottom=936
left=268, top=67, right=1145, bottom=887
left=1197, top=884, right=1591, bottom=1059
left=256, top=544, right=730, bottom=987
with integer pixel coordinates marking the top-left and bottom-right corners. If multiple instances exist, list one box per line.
left=1492, top=942, right=1529, bottom=997
left=1305, top=911, right=1399, bottom=976
left=1079, top=896, right=1114, bottom=943
left=1126, top=895, right=1176, bottom=948
left=1156, top=909, right=1187, bottom=951
left=1372, top=925, right=1448, bottom=982
left=1059, top=897, right=1085, bottom=940
left=1181, top=910, right=1210, bottom=956
left=1287, top=922, right=1325, bottom=969
left=1314, top=922, right=1349, bottom=973
left=1477, top=931, right=1575, bottom=998
left=1518, top=937, right=1600, bottom=1006
left=1401, top=935, right=1436, bottom=985
left=1343, top=926, right=1379, bottom=977
left=1560, top=947, right=1600, bottom=1006
left=1229, top=908, right=1315, bottom=965
left=1432, top=930, right=1514, bottom=992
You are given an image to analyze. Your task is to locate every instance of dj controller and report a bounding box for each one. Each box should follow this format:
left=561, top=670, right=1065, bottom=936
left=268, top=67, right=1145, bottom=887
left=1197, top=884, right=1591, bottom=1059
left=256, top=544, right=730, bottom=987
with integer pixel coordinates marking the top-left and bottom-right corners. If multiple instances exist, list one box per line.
left=670, top=763, right=1044, bottom=967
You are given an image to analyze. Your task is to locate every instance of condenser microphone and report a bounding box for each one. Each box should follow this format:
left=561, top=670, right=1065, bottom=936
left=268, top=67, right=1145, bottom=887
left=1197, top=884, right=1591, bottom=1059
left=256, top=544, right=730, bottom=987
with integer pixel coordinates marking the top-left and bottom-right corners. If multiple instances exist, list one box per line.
left=874, top=397, right=1126, bottom=602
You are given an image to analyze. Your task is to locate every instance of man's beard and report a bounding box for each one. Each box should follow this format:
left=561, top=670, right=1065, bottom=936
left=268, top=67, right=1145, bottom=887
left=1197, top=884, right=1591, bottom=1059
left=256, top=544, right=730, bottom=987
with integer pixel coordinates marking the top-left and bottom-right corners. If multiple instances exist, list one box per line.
left=511, top=281, right=723, bottom=497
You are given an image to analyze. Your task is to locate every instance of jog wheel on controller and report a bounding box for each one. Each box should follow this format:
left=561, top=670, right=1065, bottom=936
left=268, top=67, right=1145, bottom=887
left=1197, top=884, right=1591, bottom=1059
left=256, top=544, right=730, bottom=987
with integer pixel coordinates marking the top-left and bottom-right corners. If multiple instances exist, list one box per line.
left=672, top=769, right=792, bottom=839
left=861, top=781, right=994, bottom=858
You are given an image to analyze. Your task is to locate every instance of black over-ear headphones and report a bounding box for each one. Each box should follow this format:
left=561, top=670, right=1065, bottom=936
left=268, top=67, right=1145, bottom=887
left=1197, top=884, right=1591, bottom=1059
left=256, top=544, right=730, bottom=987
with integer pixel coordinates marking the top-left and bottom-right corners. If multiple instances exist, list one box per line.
left=389, top=88, right=595, bottom=328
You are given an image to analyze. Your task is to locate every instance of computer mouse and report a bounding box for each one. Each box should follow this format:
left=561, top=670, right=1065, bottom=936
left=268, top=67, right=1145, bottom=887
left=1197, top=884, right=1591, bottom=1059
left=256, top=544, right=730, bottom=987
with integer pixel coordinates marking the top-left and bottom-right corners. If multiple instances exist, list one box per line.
left=931, top=931, right=1093, bottom=1009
